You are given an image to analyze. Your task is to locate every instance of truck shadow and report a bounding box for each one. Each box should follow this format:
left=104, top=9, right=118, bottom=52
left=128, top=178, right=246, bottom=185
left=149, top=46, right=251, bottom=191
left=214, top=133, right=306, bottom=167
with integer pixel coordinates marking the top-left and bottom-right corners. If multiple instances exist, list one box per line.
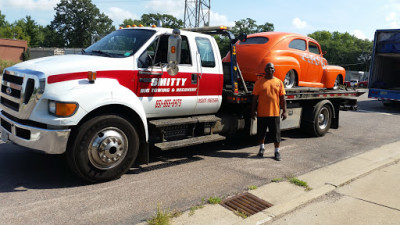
left=355, top=99, right=400, bottom=115
left=129, top=133, right=301, bottom=175
left=0, top=144, right=88, bottom=193
left=0, top=131, right=306, bottom=191
left=129, top=136, right=258, bottom=175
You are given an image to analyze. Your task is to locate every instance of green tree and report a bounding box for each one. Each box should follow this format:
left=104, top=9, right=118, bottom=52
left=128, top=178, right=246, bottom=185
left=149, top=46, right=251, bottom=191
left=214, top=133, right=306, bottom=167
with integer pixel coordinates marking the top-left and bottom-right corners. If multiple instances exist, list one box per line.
left=41, top=25, right=64, bottom=47
left=120, top=13, right=183, bottom=28
left=217, top=18, right=274, bottom=58
left=14, top=16, right=44, bottom=47
left=50, top=0, right=115, bottom=48
left=0, top=10, right=8, bottom=27
left=308, top=31, right=373, bottom=71
left=0, top=10, right=11, bottom=39
left=257, top=22, right=274, bottom=33
left=0, top=24, right=29, bottom=41
left=231, top=18, right=274, bottom=37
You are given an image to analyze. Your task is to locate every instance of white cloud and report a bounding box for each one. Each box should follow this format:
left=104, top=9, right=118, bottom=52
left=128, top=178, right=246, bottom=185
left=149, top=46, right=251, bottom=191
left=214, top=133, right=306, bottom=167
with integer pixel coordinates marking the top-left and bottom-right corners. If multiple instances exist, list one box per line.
left=352, top=30, right=367, bottom=40
left=144, top=0, right=185, bottom=18
left=105, top=7, right=138, bottom=26
left=386, top=12, right=400, bottom=28
left=292, top=17, right=307, bottom=29
left=209, top=11, right=234, bottom=27
left=4, top=0, right=58, bottom=11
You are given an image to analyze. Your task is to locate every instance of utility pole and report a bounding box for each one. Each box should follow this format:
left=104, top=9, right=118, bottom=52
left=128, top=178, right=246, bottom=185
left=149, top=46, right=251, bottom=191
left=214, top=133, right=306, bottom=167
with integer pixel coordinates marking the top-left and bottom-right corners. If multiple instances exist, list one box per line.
left=184, top=0, right=211, bottom=28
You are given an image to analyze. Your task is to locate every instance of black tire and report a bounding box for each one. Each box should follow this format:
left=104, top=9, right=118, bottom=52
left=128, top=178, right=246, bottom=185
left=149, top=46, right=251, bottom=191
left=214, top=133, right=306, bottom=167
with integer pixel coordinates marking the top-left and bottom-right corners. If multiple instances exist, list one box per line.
left=66, top=115, right=139, bottom=183
left=302, top=101, right=333, bottom=137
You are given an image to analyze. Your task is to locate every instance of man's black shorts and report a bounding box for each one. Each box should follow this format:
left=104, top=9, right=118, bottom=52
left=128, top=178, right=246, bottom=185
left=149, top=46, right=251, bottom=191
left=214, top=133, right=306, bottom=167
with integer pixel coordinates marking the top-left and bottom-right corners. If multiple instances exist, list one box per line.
left=257, top=116, right=281, bottom=143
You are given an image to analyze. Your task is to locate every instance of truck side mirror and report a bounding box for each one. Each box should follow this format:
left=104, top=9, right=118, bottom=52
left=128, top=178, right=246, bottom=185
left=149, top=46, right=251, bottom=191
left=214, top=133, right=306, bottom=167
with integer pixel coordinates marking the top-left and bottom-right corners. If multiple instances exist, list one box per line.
left=322, top=51, right=327, bottom=56
left=167, top=29, right=182, bottom=76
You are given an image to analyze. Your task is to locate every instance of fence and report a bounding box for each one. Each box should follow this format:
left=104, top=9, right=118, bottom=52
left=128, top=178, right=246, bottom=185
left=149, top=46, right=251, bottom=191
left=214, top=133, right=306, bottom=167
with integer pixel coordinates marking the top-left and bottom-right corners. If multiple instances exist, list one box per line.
left=29, top=48, right=82, bottom=59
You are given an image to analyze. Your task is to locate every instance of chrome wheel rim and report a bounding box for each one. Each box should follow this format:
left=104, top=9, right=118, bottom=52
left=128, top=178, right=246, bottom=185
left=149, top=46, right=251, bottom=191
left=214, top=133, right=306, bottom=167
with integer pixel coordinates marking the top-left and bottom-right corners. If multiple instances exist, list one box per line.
left=284, top=70, right=295, bottom=88
left=333, top=76, right=340, bottom=89
left=88, top=128, right=128, bottom=170
left=318, top=107, right=329, bottom=130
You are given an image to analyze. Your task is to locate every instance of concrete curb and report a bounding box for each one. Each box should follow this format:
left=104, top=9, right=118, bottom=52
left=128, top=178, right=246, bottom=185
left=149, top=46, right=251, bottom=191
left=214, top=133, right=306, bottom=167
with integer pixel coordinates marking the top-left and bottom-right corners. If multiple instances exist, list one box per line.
left=169, top=141, right=400, bottom=225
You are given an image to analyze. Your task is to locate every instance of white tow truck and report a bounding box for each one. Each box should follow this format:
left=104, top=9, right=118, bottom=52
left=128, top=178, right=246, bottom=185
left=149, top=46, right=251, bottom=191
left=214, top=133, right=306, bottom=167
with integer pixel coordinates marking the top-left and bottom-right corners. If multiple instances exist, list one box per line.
left=0, top=26, right=363, bottom=182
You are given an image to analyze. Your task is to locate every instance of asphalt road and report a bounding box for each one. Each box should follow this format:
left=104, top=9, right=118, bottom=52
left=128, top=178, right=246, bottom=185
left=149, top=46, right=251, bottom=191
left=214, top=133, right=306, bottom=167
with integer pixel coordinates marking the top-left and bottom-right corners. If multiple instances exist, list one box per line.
left=1, top=90, right=400, bottom=225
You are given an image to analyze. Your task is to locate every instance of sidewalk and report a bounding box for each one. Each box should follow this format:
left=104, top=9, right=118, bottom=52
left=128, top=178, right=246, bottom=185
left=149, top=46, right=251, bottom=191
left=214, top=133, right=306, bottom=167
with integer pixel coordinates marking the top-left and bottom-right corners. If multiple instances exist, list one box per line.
left=166, top=141, right=400, bottom=225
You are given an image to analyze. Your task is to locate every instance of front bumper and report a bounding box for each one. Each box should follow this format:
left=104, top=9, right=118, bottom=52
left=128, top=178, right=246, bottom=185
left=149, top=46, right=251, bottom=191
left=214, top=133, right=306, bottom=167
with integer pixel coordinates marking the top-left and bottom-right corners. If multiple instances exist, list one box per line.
left=0, top=111, right=71, bottom=154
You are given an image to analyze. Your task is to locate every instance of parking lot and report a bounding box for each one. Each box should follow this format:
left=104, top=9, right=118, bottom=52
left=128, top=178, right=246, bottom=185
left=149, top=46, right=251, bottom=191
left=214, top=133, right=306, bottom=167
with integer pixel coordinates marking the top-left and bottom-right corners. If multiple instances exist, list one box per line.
left=1, top=91, right=400, bottom=224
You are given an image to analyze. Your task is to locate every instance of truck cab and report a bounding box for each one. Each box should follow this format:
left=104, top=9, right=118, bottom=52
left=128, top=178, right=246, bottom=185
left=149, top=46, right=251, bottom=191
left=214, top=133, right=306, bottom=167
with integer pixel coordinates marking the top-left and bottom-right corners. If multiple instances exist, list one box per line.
left=0, top=27, right=226, bottom=182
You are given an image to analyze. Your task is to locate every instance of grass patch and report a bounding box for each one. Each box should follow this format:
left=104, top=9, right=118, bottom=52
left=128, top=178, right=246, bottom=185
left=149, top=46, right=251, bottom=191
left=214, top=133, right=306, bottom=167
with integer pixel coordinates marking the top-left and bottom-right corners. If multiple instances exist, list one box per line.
left=0, top=59, right=17, bottom=73
left=147, top=203, right=181, bottom=225
left=234, top=210, right=248, bottom=219
left=189, top=198, right=206, bottom=216
left=248, top=185, right=257, bottom=190
left=271, top=178, right=283, bottom=183
left=288, top=177, right=312, bottom=191
left=189, top=205, right=205, bottom=216
left=207, top=196, right=222, bottom=204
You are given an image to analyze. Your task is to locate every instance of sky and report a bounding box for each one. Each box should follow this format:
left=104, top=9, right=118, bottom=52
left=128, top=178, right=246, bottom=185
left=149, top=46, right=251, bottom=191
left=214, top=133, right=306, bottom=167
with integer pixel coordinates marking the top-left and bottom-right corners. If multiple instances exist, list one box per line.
left=0, top=0, right=400, bottom=40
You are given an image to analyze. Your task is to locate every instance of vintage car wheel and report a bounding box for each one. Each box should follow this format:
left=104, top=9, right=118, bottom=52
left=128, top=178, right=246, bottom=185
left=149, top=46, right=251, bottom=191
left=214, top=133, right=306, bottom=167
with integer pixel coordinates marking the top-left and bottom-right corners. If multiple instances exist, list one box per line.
left=332, top=76, right=341, bottom=90
left=284, top=70, right=296, bottom=88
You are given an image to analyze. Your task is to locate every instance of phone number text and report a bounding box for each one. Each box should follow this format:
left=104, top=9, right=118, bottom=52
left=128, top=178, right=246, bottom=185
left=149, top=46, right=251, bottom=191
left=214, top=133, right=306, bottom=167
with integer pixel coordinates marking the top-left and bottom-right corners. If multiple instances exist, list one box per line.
left=155, top=99, right=182, bottom=108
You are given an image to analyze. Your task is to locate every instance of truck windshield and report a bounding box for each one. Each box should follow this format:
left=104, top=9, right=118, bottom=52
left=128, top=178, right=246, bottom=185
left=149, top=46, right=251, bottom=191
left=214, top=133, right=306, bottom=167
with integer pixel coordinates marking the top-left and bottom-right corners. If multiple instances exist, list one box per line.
left=84, top=29, right=156, bottom=58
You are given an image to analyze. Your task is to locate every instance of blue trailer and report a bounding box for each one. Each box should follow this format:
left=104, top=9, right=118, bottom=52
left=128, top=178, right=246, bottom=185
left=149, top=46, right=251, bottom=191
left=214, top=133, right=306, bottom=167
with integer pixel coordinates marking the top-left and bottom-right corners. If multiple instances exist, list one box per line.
left=369, top=29, right=400, bottom=106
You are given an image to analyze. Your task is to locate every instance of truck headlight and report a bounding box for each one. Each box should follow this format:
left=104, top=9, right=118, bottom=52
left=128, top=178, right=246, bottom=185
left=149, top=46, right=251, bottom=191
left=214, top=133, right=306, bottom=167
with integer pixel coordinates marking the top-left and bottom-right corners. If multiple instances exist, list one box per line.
left=48, top=100, right=78, bottom=117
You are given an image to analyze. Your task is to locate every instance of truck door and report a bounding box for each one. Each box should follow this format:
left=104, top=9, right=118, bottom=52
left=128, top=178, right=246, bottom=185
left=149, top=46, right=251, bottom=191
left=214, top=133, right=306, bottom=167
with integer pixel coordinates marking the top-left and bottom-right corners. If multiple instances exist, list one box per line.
left=137, top=34, right=199, bottom=118
left=193, top=36, right=223, bottom=114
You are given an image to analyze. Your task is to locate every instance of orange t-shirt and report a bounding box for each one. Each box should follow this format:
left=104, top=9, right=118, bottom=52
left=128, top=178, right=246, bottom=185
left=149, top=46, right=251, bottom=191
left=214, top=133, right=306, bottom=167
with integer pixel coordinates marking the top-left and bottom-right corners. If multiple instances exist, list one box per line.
left=252, top=77, right=286, bottom=117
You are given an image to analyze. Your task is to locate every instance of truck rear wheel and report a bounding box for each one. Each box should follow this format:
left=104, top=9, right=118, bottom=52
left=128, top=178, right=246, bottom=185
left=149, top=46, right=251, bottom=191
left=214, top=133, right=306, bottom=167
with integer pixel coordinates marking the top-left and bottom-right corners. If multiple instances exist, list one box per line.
left=302, top=101, right=333, bottom=137
left=66, top=115, right=139, bottom=182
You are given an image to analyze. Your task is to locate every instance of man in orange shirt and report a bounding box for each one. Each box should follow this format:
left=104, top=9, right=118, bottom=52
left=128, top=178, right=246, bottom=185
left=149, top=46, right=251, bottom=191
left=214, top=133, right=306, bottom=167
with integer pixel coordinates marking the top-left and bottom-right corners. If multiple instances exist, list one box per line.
left=251, top=63, right=288, bottom=161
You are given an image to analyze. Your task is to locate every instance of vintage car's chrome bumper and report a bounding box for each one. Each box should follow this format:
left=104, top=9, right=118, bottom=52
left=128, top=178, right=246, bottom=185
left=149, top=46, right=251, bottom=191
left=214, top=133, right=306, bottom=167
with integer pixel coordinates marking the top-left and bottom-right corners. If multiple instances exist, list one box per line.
left=0, top=111, right=70, bottom=154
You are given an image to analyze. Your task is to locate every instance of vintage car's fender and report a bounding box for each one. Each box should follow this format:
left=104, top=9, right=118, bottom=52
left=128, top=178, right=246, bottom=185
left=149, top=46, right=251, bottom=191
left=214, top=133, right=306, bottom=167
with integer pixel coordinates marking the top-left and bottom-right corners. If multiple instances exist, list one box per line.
left=262, top=56, right=302, bottom=82
left=30, top=78, right=149, bottom=141
left=322, top=65, right=346, bottom=88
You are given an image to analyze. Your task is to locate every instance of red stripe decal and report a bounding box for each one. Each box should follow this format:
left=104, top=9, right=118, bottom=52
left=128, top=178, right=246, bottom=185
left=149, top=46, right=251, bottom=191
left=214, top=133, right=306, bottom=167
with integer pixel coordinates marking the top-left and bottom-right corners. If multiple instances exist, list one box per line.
left=48, top=70, right=137, bottom=91
left=47, top=70, right=223, bottom=97
left=48, top=72, right=87, bottom=84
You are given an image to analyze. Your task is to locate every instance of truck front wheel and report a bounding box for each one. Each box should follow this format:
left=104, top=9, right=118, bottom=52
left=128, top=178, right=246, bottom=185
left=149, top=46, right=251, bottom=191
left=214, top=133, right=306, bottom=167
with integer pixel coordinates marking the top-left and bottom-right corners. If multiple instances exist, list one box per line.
left=66, top=115, right=139, bottom=182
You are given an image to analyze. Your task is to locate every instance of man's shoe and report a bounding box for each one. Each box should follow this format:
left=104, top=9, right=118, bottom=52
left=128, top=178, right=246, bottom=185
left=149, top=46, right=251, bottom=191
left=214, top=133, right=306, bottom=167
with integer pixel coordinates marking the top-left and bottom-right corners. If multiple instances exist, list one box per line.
left=257, top=148, right=265, bottom=157
left=274, top=152, right=281, bottom=161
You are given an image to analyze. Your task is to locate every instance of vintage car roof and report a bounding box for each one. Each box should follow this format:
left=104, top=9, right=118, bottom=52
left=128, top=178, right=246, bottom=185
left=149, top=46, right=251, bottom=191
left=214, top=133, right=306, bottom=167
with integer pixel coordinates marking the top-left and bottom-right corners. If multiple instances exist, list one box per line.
left=244, top=32, right=318, bottom=45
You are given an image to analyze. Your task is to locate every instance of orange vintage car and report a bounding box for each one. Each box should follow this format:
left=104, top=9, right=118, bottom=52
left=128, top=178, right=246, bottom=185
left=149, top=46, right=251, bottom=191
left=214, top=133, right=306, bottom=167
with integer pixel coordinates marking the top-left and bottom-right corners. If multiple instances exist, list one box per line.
left=223, top=32, right=345, bottom=89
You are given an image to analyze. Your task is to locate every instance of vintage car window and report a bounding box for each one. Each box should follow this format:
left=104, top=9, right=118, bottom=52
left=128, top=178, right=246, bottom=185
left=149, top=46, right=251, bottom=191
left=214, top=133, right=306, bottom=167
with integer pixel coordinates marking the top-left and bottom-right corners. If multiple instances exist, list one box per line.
left=239, top=37, right=269, bottom=45
left=195, top=37, right=216, bottom=67
left=309, top=42, right=321, bottom=54
left=289, top=39, right=306, bottom=51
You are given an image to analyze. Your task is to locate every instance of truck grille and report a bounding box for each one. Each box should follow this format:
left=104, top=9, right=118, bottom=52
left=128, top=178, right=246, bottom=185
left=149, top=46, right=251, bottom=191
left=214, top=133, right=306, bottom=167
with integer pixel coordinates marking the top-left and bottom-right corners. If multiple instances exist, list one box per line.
left=0, top=69, right=45, bottom=119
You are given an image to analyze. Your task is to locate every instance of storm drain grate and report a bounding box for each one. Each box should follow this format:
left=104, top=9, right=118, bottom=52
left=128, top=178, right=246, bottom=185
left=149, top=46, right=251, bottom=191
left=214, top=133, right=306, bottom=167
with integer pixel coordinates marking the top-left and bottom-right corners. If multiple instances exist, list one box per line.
left=220, top=192, right=273, bottom=216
